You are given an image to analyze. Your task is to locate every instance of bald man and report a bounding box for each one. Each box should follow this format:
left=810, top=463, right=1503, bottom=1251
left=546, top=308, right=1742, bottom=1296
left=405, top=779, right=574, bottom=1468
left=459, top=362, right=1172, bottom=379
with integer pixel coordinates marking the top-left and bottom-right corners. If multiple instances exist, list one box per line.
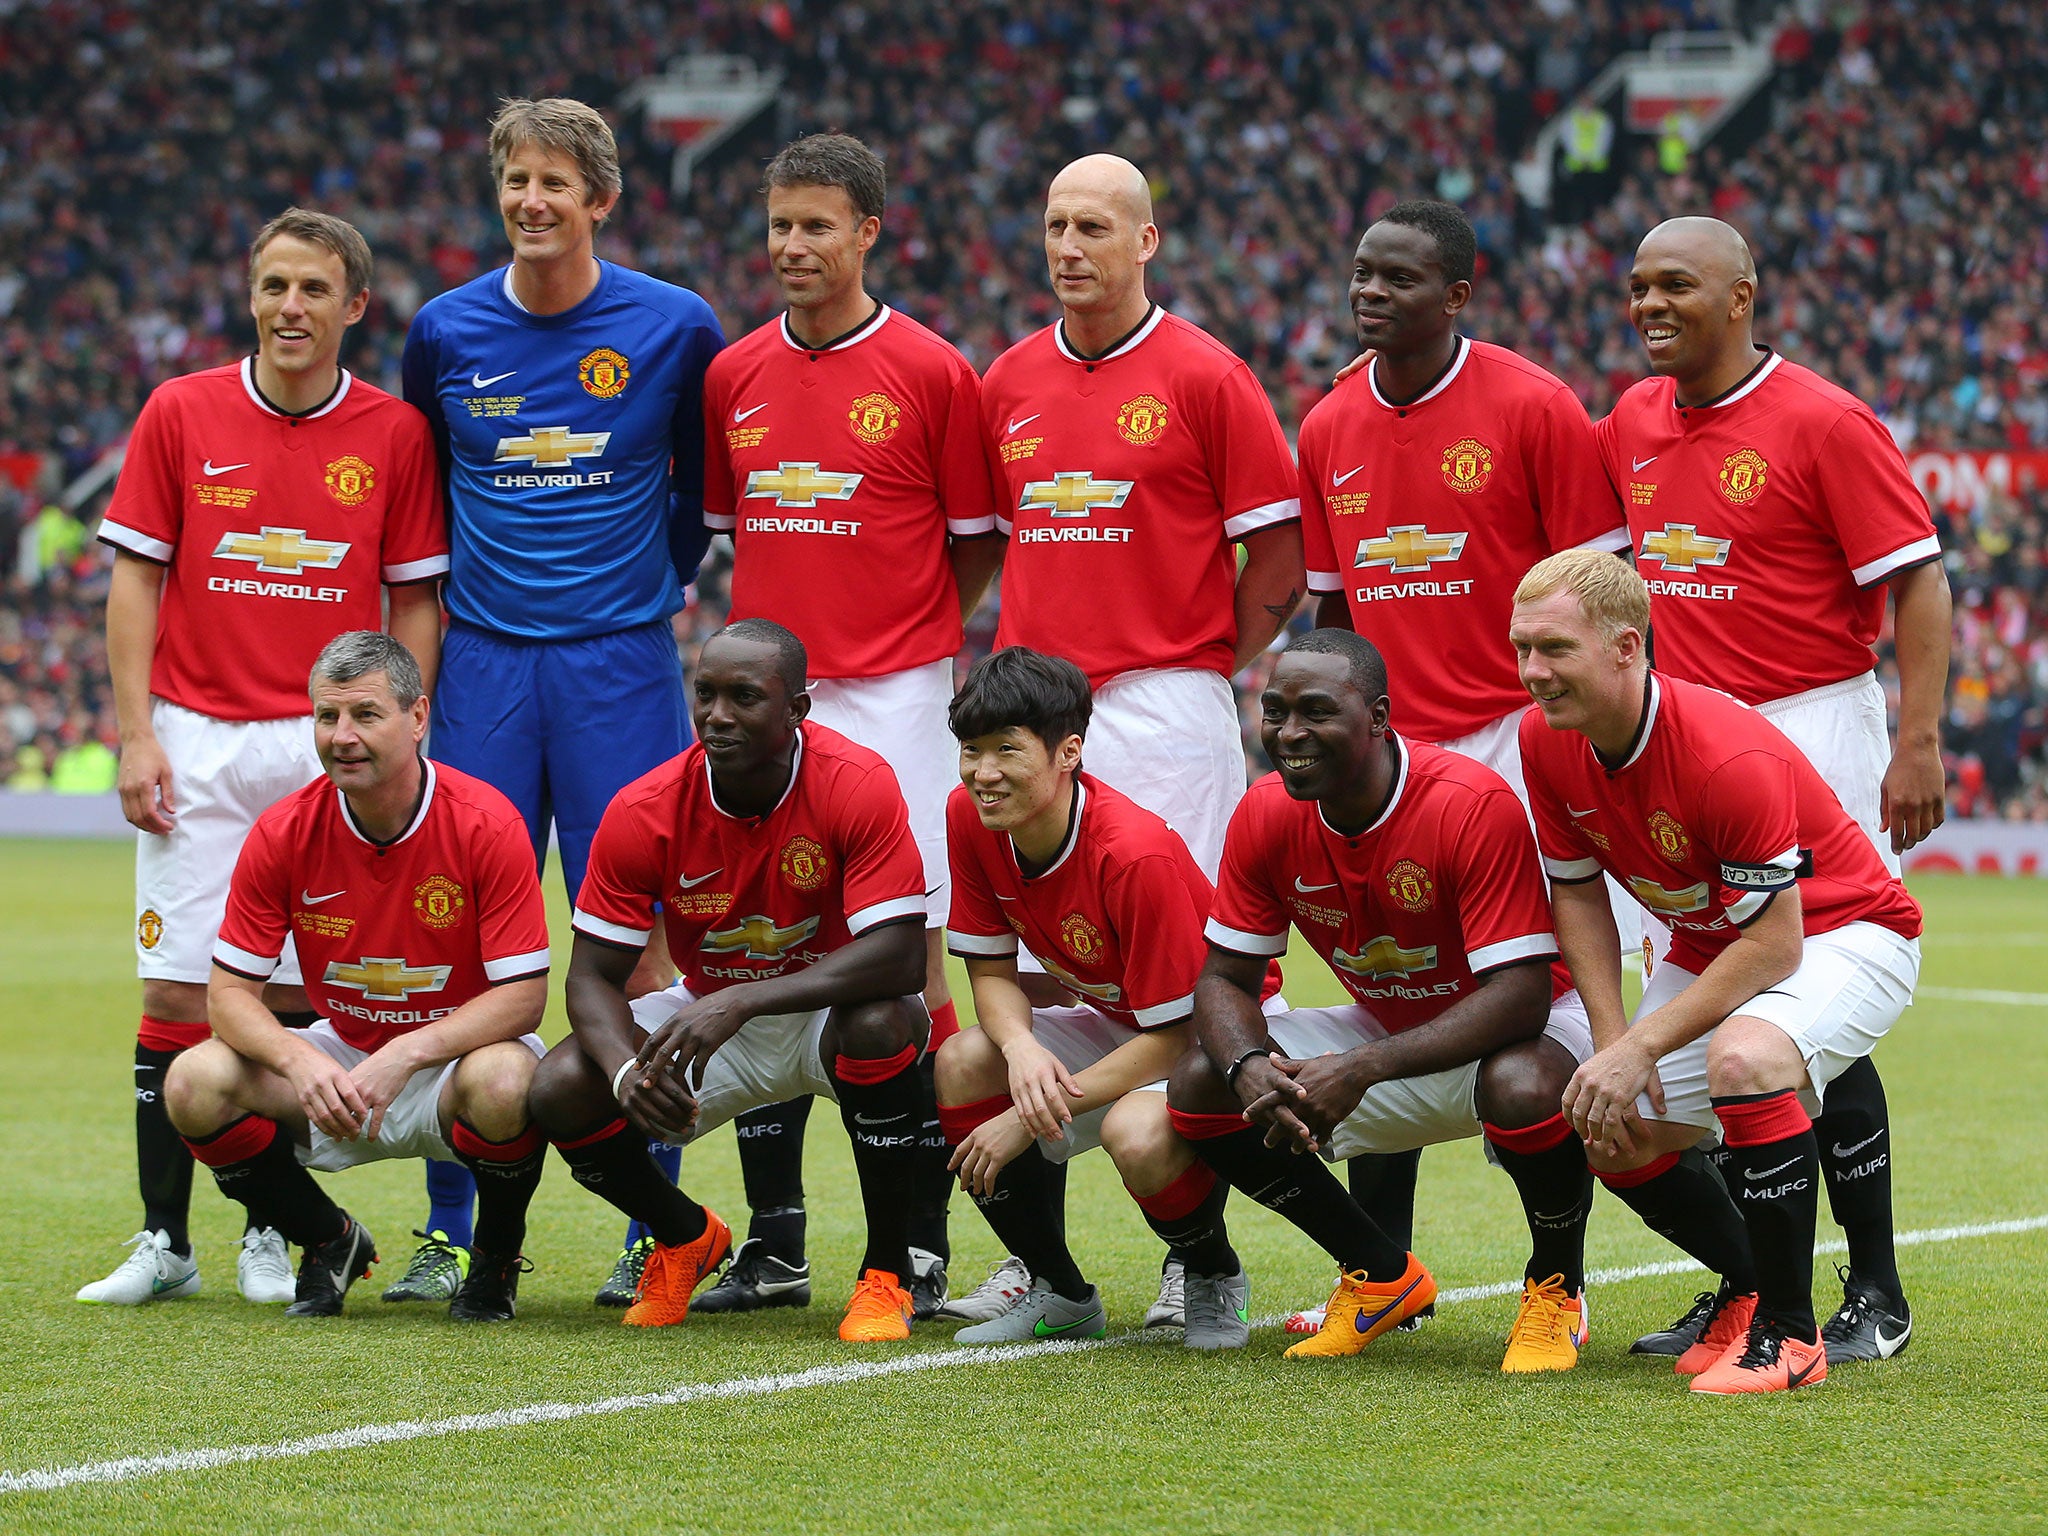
left=1594, top=215, right=1949, bottom=1368
left=961, top=155, right=1303, bottom=1330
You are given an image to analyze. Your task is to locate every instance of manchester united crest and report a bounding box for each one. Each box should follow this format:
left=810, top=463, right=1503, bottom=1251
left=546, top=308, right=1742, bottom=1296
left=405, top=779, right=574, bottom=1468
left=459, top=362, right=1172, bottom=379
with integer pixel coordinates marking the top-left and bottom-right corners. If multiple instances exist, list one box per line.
left=323, top=454, right=375, bottom=507
left=137, top=908, right=164, bottom=950
left=1439, top=438, right=1495, bottom=493
left=578, top=347, right=631, bottom=399
left=779, top=835, right=830, bottom=892
left=1059, top=912, right=1105, bottom=963
left=413, top=873, right=466, bottom=929
left=847, top=391, right=903, bottom=445
left=1116, top=394, right=1170, bottom=446
left=1648, top=810, right=1691, bottom=865
left=1718, top=447, right=1768, bottom=505
left=1386, top=859, right=1436, bottom=913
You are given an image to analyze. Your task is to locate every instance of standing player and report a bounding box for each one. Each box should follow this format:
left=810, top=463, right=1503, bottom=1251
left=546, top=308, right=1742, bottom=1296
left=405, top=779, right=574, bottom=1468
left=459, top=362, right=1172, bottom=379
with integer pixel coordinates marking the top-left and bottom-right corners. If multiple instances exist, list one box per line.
left=1601, top=217, right=1949, bottom=1363
left=1513, top=552, right=1923, bottom=1394
left=165, top=634, right=550, bottom=1321
left=1291, top=200, right=1630, bottom=1331
left=85, top=210, right=446, bottom=1306
left=528, top=620, right=931, bottom=1342
left=937, top=647, right=1265, bottom=1349
left=694, top=134, right=1002, bottom=1318
left=401, top=98, right=724, bottom=1304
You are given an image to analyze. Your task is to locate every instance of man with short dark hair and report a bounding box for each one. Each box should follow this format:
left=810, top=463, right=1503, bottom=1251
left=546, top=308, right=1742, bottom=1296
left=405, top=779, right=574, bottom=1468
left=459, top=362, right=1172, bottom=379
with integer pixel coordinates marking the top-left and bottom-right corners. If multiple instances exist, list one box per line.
left=529, top=620, right=932, bottom=1342
left=164, top=633, right=549, bottom=1322
left=87, top=210, right=447, bottom=1306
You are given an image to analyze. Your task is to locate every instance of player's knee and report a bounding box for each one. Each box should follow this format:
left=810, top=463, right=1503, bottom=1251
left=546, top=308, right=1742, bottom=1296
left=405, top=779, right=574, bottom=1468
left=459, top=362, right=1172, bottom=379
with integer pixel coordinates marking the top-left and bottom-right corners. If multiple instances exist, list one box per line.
left=1706, top=1017, right=1804, bottom=1098
left=1099, top=1092, right=1180, bottom=1183
left=141, top=977, right=208, bottom=1025
left=934, top=1024, right=1002, bottom=1104
left=1475, top=1040, right=1574, bottom=1129
left=830, top=997, right=920, bottom=1060
left=527, top=1039, right=605, bottom=1134
left=163, top=1040, right=237, bottom=1135
left=452, top=1043, right=538, bottom=1138
left=1166, top=1045, right=1235, bottom=1116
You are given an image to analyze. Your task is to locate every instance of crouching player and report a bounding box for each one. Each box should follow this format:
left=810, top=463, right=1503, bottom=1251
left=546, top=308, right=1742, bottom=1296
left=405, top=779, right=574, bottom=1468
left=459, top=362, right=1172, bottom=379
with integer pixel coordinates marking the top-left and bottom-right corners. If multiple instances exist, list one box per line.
left=1512, top=551, right=1922, bottom=1394
left=1157, top=629, right=1611, bottom=1370
left=938, top=648, right=1274, bottom=1348
left=166, top=633, right=550, bottom=1320
left=528, top=620, right=930, bottom=1341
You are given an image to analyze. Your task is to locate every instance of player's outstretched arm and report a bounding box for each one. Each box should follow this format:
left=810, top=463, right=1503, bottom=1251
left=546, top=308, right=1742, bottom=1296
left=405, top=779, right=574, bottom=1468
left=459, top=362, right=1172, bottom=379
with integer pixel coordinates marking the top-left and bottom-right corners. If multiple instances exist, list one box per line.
left=1232, top=522, right=1307, bottom=672
left=208, top=965, right=368, bottom=1141
left=107, top=550, right=175, bottom=834
left=567, top=933, right=697, bottom=1143
left=1883, top=559, right=1952, bottom=853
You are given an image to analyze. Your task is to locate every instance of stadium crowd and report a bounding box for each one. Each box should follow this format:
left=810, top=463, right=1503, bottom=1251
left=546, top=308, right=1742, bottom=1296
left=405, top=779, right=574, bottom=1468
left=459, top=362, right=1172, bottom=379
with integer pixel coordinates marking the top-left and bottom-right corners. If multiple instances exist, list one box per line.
left=0, top=0, right=2043, bottom=814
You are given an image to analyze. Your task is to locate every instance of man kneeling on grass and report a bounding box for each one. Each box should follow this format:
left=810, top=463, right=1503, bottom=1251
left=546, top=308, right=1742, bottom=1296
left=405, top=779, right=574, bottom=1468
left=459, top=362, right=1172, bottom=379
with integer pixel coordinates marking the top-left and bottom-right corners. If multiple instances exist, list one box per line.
left=166, top=633, right=551, bottom=1321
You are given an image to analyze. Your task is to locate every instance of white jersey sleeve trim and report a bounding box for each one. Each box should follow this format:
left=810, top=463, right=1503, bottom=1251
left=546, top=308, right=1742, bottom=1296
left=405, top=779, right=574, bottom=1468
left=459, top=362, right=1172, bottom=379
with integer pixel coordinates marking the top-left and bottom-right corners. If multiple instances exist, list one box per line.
left=213, top=938, right=280, bottom=978
left=947, top=514, right=999, bottom=537
left=1575, top=526, right=1632, bottom=554
left=1224, top=497, right=1303, bottom=541
left=572, top=909, right=653, bottom=948
left=947, top=928, right=1018, bottom=957
left=98, top=518, right=175, bottom=563
left=848, top=893, right=928, bottom=935
left=484, top=947, right=551, bottom=981
left=1543, top=854, right=1604, bottom=882
left=1725, top=888, right=1774, bottom=925
left=1133, top=993, right=1196, bottom=1028
left=994, top=512, right=1015, bottom=537
left=1205, top=917, right=1288, bottom=956
left=383, top=554, right=450, bottom=584
left=1468, top=933, right=1560, bottom=974
left=703, top=511, right=737, bottom=531
left=1851, top=535, right=1942, bottom=589
left=1306, top=567, right=1344, bottom=594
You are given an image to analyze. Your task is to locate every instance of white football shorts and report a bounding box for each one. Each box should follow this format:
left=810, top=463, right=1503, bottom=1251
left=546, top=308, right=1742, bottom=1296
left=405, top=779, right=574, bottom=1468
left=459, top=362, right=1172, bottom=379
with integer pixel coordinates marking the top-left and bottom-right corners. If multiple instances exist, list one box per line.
left=1756, top=670, right=1899, bottom=875
left=1081, top=666, right=1246, bottom=882
left=296, top=1020, right=546, bottom=1172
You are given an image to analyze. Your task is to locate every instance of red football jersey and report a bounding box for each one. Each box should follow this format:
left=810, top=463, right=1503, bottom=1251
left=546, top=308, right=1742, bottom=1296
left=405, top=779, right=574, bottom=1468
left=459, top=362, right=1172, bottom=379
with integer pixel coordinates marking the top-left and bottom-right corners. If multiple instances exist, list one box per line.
left=946, top=773, right=1214, bottom=1030
left=1519, top=673, right=1922, bottom=973
left=1207, top=737, right=1561, bottom=1032
left=1595, top=352, right=1940, bottom=704
left=572, top=722, right=926, bottom=994
left=1300, top=338, right=1628, bottom=742
left=98, top=360, right=448, bottom=721
left=981, top=308, right=1300, bottom=685
left=213, top=761, right=549, bottom=1053
left=703, top=307, right=998, bottom=678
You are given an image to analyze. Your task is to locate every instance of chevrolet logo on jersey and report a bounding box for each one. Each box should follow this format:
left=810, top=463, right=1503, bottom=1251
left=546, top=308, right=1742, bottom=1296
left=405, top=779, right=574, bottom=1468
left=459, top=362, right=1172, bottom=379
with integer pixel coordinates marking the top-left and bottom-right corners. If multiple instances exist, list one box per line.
left=1625, top=876, right=1712, bottom=916
left=213, top=527, right=351, bottom=575
left=744, top=462, right=863, bottom=507
left=325, top=956, right=453, bottom=1000
left=702, top=914, right=822, bottom=961
left=1640, top=523, right=1733, bottom=573
left=1331, top=935, right=1438, bottom=981
left=1354, top=525, right=1467, bottom=573
left=494, top=426, right=612, bottom=468
left=1018, top=471, right=1134, bottom=519
left=1041, top=957, right=1123, bottom=1004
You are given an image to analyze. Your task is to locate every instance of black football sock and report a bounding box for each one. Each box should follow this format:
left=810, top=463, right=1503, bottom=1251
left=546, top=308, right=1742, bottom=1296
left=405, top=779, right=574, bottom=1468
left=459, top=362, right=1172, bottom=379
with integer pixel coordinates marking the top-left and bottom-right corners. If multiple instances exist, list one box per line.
left=973, top=1147, right=1089, bottom=1301
left=1131, top=1161, right=1239, bottom=1278
left=1346, top=1148, right=1421, bottom=1252
left=908, top=1052, right=953, bottom=1262
left=1717, top=1090, right=1823, bottom=1337
left=551, top=1116, right=707, bottom=1248
left=1176, top=1115, right=1407, bottom=1281
left=1597, top=1147, right=1759, bottom=1292
left=1813, top=1055, right=1904, bottom=1305
left=832, top=1047, right=920, bottom=1282
left=134, top=1043, right=195, bottom=1255
left=734, top=1096, right=811, bottom=1262
left=450, top=1119, right=546, bottom=1257
left=1485, top=1114, right=1593, bottom=1293
left=183, top=1114, right=345, bottom=1248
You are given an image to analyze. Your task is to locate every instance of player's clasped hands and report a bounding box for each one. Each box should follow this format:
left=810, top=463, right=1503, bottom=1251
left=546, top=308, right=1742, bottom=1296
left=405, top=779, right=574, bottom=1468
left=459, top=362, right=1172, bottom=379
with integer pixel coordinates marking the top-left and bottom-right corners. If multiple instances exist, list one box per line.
left=1000, top=1036, right=1084, bottom=1141
left=1563, top=1037, right=1663, bottom=1157
left=286, top=1042, right=371, bottom=1142
left=346, top=1042, right=421, bottom=1141
left=635, top=991, right=753, bottom=1094
left=1234, top=1052, right=1319, bottom=1154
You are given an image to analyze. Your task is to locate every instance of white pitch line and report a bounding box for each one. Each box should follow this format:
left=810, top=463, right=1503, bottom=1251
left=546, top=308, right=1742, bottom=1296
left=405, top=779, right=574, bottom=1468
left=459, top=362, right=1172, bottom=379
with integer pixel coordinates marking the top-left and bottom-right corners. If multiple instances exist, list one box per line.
left=8, top=1212, right=2046, bottom=1497
left=1919, top=986, right=2048, bottom=1007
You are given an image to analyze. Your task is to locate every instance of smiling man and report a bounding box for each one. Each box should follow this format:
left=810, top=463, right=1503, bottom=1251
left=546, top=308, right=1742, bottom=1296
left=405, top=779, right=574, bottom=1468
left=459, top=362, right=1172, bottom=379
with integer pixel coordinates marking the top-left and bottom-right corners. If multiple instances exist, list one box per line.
left=400, top=98, right=725, bottom=1306
left=163, top=633, right=549, bottom=1322
left=1597, top=217, right=1950, bottom=1366
left=88, top=210, right=447, bottom=1309
left=1513, top=551, right=1923, bottom=1394
left=527, top=619, right=932, bottom=1342
left=696, top=134, right=1002, bottom=1320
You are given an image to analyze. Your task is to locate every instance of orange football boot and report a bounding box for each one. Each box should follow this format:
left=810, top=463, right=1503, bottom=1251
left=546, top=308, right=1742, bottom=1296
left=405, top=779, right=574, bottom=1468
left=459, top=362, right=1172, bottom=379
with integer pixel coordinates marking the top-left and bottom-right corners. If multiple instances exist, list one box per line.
left=1691, top=1316, right=1829, bottom=1395
left=1500, top=1274, right=1588, bottom=1373
left=620, top=1210, right=731, bottom=1328
left=839, top=1268, right=914, bottom=1342
left=1284, top=1253, right=1436, bottom=1359
left=1674, top=1289, right=1759, bottom=1375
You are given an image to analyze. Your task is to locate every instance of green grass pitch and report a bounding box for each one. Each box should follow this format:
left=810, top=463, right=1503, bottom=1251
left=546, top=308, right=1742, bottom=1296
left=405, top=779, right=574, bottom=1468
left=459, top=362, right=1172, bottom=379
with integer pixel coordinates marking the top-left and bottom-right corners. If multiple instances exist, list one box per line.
left=1, top=839, right=2044, bottom=1533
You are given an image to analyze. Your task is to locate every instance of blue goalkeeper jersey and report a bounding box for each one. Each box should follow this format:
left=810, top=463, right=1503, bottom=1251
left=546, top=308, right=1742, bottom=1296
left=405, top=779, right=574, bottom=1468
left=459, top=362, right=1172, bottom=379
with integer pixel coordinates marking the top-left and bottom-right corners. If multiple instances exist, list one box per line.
left=402, top=262, right=724, bottom=640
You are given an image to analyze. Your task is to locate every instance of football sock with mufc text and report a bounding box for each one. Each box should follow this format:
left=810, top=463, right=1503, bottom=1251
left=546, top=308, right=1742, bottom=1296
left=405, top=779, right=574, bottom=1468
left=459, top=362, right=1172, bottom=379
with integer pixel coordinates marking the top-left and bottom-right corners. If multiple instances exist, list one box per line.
left=1484, top=1114, right=1593, bottom=1292
left=552, top=1117, right=707, bottom=1248
left=1130, top=1161, right=1239, bottom=1278
left=1811, top=1056, right=1905, bottom=1305
left=183, top=1114, right=345, bottom=1248
left=133, top=1038, right=196, bottom=1256
left=1596, top=1146, right=1759, bottom=1292
left=909, top=1045, right=953, bottom=1262
left=939, top=1095, right=1089, bottom=1300
left=1716, top=1089, right=1822, bottom=1337
left=449, top=1119, right=546, bottom=1257
left=832, top=1047, right=920, bottom=1281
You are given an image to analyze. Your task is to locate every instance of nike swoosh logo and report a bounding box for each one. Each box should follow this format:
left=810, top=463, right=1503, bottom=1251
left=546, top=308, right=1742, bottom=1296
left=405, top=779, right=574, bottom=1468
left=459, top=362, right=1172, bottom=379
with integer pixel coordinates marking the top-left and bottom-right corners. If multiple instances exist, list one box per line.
left=201, top=460, right=251, bottom=476
left=1633, top=455, right=1658, bottom=472
left=1566, top=806, right=1599, bottom=819
left=1873, top=1319, right=1910, bottom=1356
left=925, top=885, right=943, bottom=898
left=152, top=1274, right=188, bottom=1294
left=472, top=370, right=517, bottom=389
left=677, top=870, right=722, bottom=888
left=1332, top=466, right=1363, bottom=487
left=1744, top=1156, right=1801, bottom=1180
left=1832, top=1131, right=1883, bottom=1158
left=1787, top=1350, right=1824, bottom=1388
left=1353, top=1272, right=1427, bottom=1333
left=1294, top=876, right=1339, bottom=893
left=1006, top=413, right=1042, bottom=435
left=854, top=1113, right=906, bottom=1126
left=300, top=889, right=346, bottom=905
left=1033, top=1314, right=1097, bottom=1337
left=735, top=402, right=769, bottom=422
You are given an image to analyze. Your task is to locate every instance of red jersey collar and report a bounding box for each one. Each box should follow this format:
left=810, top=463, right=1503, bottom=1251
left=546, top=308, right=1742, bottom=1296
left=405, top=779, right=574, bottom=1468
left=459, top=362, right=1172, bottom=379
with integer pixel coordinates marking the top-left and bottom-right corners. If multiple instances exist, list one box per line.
left=1365, top=334, right=1470, bottom=412
left=703, top=726, right=806, bottom=822
left=779, top=304, right=892, bottom=354
left=1009, top=776, right=1088, bottom=882
left=1674, top=348, right=1781, bottom=414
left=1593, top=672, right=1663, bottom=775
left=1053, top=303, right=1166, bottom=364
left=240, top=356, right=352, bottom=420
left=336, top=757, right=436, bottom=848
left=1318, top=732, right=1409, bottom=840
